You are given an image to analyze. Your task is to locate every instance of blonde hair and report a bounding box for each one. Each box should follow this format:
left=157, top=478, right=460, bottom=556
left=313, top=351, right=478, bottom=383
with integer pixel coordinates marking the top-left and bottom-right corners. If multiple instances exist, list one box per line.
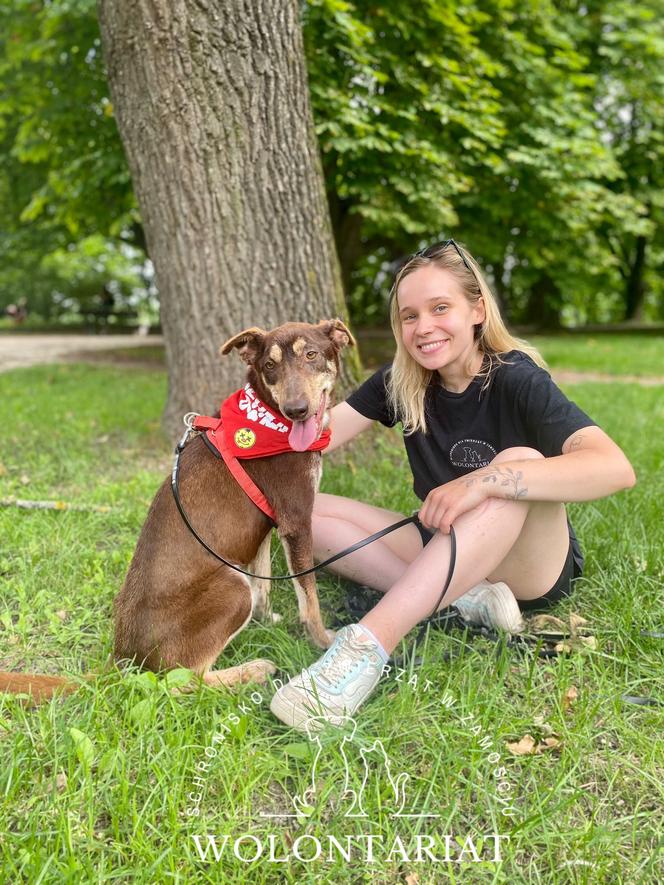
left=387, top=241, right=546, bottom=435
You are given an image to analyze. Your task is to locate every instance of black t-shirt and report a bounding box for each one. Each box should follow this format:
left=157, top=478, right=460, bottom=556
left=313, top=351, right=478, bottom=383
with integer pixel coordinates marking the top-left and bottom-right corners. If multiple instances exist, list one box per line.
left=346, top=351, right=596, bottom=572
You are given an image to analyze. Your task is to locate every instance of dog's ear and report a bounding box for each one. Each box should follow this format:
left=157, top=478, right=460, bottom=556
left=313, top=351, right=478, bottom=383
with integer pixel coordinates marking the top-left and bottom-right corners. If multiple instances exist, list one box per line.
left=318, top=318, right=356, bottom=351
left=220, top=327, right=267, bottom=364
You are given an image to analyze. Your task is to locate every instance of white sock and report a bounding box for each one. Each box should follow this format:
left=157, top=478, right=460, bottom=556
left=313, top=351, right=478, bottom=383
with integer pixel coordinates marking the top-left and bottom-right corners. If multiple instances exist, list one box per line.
left=356, top=623, right=390, bottom=663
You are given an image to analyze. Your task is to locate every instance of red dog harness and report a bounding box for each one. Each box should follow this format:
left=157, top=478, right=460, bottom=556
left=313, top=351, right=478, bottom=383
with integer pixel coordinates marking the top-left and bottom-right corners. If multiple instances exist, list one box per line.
left=192, top=384, right=330, bottom=522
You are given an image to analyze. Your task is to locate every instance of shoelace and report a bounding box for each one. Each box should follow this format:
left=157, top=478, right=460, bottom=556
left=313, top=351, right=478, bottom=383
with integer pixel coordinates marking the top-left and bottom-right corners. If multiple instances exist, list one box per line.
left=312, top=631, right=371, bottom=689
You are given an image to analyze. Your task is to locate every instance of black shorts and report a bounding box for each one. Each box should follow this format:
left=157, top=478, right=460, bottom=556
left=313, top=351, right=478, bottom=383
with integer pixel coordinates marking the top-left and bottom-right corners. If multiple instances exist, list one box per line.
left=413, top=515, right=581, bottom=611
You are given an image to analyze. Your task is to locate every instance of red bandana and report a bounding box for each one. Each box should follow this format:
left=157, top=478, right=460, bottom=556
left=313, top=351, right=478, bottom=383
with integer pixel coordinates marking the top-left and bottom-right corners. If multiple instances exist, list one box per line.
left=192, top=384, right=330, bottom=522
left=219, top=384, right=331, bottom=458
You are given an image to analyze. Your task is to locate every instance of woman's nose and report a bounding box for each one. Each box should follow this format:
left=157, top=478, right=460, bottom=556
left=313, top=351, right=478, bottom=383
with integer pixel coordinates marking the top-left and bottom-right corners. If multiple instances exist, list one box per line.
left=415, top=314, right=434, bottom=334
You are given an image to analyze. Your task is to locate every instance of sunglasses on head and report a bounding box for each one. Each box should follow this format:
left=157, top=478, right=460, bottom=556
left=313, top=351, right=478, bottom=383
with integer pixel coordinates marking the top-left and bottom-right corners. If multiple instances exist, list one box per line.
left=413, top=238, right=473, bottom=273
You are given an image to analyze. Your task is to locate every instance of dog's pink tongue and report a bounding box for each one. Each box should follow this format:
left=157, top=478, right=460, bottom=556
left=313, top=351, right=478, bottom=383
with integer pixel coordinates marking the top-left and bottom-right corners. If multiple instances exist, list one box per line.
left=289, top=417, right=317, bottom=452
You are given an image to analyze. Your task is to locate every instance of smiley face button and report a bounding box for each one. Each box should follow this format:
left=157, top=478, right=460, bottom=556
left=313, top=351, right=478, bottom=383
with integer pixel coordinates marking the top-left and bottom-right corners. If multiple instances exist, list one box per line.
left=234, top=427, right=256, bottom=450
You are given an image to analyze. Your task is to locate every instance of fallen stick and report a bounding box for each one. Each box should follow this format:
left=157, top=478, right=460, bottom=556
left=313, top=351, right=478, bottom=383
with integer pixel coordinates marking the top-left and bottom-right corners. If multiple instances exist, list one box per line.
left=0, top=497, right=112, bottom=513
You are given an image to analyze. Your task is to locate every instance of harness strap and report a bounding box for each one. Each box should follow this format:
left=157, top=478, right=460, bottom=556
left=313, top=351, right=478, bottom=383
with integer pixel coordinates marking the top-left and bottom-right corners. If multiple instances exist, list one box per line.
left=192, top=415, right=277, bottom=522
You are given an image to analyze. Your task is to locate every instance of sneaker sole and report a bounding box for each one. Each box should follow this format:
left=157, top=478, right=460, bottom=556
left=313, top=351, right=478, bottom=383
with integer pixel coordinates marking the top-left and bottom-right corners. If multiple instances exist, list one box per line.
left=269, top=691, right=341, bottom=732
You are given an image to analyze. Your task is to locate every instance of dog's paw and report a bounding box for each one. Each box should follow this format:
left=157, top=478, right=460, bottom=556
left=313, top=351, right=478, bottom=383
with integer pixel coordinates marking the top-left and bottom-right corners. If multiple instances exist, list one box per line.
left=241, top=659, right=277, bottom=684
left=270, top=612, right=282, bottom=624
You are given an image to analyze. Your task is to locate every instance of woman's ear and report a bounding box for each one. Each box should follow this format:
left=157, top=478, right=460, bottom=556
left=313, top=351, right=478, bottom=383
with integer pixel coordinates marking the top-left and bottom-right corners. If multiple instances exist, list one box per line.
left=474, top=296, right=486, bottom=327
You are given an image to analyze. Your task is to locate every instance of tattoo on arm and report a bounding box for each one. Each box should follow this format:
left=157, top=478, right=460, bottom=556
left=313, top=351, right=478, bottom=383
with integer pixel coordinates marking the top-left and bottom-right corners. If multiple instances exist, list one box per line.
left=477, top=466, right=528, bottom=500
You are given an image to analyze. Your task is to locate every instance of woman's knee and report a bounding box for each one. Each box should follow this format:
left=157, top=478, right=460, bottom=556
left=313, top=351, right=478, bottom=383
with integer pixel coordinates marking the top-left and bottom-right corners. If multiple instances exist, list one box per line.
left=491, top=447, right=545, bottom=464
left=313, top=492, right=348, bottom=519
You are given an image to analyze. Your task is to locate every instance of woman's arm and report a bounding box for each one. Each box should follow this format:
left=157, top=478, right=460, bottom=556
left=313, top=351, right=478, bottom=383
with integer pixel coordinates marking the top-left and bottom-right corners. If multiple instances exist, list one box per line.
left=325, top=401, right=374, bottom=454
left=420, top=426, right=636, bottom=533
left=476, top=426, right=636, bottom=502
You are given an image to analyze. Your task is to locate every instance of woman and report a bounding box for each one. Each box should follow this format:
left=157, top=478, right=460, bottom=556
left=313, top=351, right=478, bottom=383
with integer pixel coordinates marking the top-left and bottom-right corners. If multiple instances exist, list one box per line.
left=270, top=240, right=635, bottom=730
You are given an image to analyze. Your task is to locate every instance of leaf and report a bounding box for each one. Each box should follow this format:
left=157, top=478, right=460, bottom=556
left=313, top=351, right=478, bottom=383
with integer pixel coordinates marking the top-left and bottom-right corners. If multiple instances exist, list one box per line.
left=507, top=733, right=561, bottom=756
left=529, top=614, right=568, bottom=634
left=97, top=749, right=117, bottom=775
left=568, top=614, right=588, bottom=632
left=282, top=742, right=312, bottom=761
left=229, top=716, right=248, bottom=741
left=579, top=636, right=597, bottom=650
left=563, top=686, right=579, bottom=710
left=129, top=698, right=155, bottom=726
left=507, top=734, right=537, bottom=756
left=131, top=671, right=158, bottom=691
left=69, top=728, right=94, bottom=768
left=163, top=668, right=194, bottom=688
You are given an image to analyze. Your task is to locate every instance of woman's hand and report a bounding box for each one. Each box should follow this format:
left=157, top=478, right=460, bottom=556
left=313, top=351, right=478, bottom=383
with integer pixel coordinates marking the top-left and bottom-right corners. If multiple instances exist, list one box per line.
left=418, top=472, right=493, bottom=534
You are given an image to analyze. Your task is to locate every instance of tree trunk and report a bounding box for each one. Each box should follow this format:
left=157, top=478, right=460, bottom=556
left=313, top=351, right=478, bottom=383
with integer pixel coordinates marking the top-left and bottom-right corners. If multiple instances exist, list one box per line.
left=624, top=235, right=647, bottom=322
left=97, top=0, right=359, bottom=440
left=524, top=273, right=562, bottom=330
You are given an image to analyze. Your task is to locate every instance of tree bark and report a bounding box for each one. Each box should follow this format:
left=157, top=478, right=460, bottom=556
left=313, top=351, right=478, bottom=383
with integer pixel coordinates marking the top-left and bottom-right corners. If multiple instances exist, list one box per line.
left=97, top=0, right=359, bottom=440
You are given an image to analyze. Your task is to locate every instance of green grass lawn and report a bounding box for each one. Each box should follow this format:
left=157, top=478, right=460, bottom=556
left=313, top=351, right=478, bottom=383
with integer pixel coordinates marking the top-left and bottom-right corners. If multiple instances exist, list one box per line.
left=1, top=345, right=663, bottom=883
left=529, top=334, right=664, bottom=377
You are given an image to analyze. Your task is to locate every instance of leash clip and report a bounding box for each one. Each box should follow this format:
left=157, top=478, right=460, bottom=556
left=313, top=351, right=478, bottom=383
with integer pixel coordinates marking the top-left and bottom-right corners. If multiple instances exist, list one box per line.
left=175, top=412, right=200, bottom=454
left=183, top=411, right=200, bottom=430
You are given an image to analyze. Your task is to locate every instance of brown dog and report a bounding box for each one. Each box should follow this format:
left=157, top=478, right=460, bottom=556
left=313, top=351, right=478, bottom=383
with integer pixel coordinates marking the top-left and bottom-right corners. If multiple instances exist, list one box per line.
left=0, top=319, right=354, bottom=700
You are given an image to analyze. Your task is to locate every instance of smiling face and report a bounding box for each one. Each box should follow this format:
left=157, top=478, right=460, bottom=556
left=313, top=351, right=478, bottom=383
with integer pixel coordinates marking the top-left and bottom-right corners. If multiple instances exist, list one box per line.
left=396, top=264, right=485, bottom=389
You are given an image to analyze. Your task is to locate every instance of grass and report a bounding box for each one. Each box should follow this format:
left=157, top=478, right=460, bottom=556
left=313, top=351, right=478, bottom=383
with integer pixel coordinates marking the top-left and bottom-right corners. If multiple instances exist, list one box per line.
left=529, top=334, right=664, bottom=378
left=1, top=341, right=663, bottom=884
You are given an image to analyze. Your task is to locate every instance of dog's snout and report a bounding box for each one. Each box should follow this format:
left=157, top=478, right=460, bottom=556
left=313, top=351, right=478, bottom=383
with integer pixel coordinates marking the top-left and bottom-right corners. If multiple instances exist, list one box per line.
left=282, top=398, right=310, bottom=421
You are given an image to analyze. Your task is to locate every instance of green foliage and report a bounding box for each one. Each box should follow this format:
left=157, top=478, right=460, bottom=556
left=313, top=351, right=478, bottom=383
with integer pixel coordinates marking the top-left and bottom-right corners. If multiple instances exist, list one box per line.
left=0, top=0, right=662, bottom=327
left=302, top=0, right=664, bottom=324
left=0, top=0, right=134, bottom=236
left=0, top=0, right=146, bottom=319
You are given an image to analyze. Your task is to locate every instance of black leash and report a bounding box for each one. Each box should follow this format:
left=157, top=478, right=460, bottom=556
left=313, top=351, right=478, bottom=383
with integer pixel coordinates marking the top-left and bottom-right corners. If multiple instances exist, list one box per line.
left=170, top=422, right=457, bottom=624
left=170, top=418, right=662, bottom=687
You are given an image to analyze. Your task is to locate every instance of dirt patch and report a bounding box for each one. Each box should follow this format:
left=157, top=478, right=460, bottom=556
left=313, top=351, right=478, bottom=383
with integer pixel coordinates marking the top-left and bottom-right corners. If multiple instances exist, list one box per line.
left=552, top=370, right=664, bottom=387
left=0, top=334, right=164, bottom=373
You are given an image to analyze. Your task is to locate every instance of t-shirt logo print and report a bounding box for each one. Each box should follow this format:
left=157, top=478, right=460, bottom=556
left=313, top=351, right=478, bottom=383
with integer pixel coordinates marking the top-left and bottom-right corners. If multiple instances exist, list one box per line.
left=450, top=438, right=497, bottom=471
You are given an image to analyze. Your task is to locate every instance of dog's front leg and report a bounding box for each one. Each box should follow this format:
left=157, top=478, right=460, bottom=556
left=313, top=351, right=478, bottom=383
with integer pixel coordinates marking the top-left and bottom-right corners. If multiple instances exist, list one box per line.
left=249, top=533, right=281, bottom=624
left=279, top=527, right=335, bottom=649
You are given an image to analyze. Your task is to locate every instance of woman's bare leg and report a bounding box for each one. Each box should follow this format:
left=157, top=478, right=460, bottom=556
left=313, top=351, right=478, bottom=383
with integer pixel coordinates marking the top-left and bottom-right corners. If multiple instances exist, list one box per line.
left=312, top=494, right=422, bottom=591
left=315, top=448, right=571, bottom=655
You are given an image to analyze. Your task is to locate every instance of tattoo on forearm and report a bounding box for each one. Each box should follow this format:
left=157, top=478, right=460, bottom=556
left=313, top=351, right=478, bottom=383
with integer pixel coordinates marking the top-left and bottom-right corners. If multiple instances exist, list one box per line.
left=473, top=466, right=528, bottom=500
left=568, top=433, right=585, bottom=452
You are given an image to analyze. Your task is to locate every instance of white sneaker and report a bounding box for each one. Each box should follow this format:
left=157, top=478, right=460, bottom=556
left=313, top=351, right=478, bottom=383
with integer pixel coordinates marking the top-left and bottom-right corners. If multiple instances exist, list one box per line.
left=270, top=624, right=385, bottom=731
left=452, top=581, right=524, bottom=633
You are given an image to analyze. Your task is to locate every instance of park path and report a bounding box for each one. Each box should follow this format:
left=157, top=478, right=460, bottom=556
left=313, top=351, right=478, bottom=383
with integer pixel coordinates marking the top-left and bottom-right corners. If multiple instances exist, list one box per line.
left=0, top=333, right=662, bottom=385
left=0, top=333, right=164, bottom=373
